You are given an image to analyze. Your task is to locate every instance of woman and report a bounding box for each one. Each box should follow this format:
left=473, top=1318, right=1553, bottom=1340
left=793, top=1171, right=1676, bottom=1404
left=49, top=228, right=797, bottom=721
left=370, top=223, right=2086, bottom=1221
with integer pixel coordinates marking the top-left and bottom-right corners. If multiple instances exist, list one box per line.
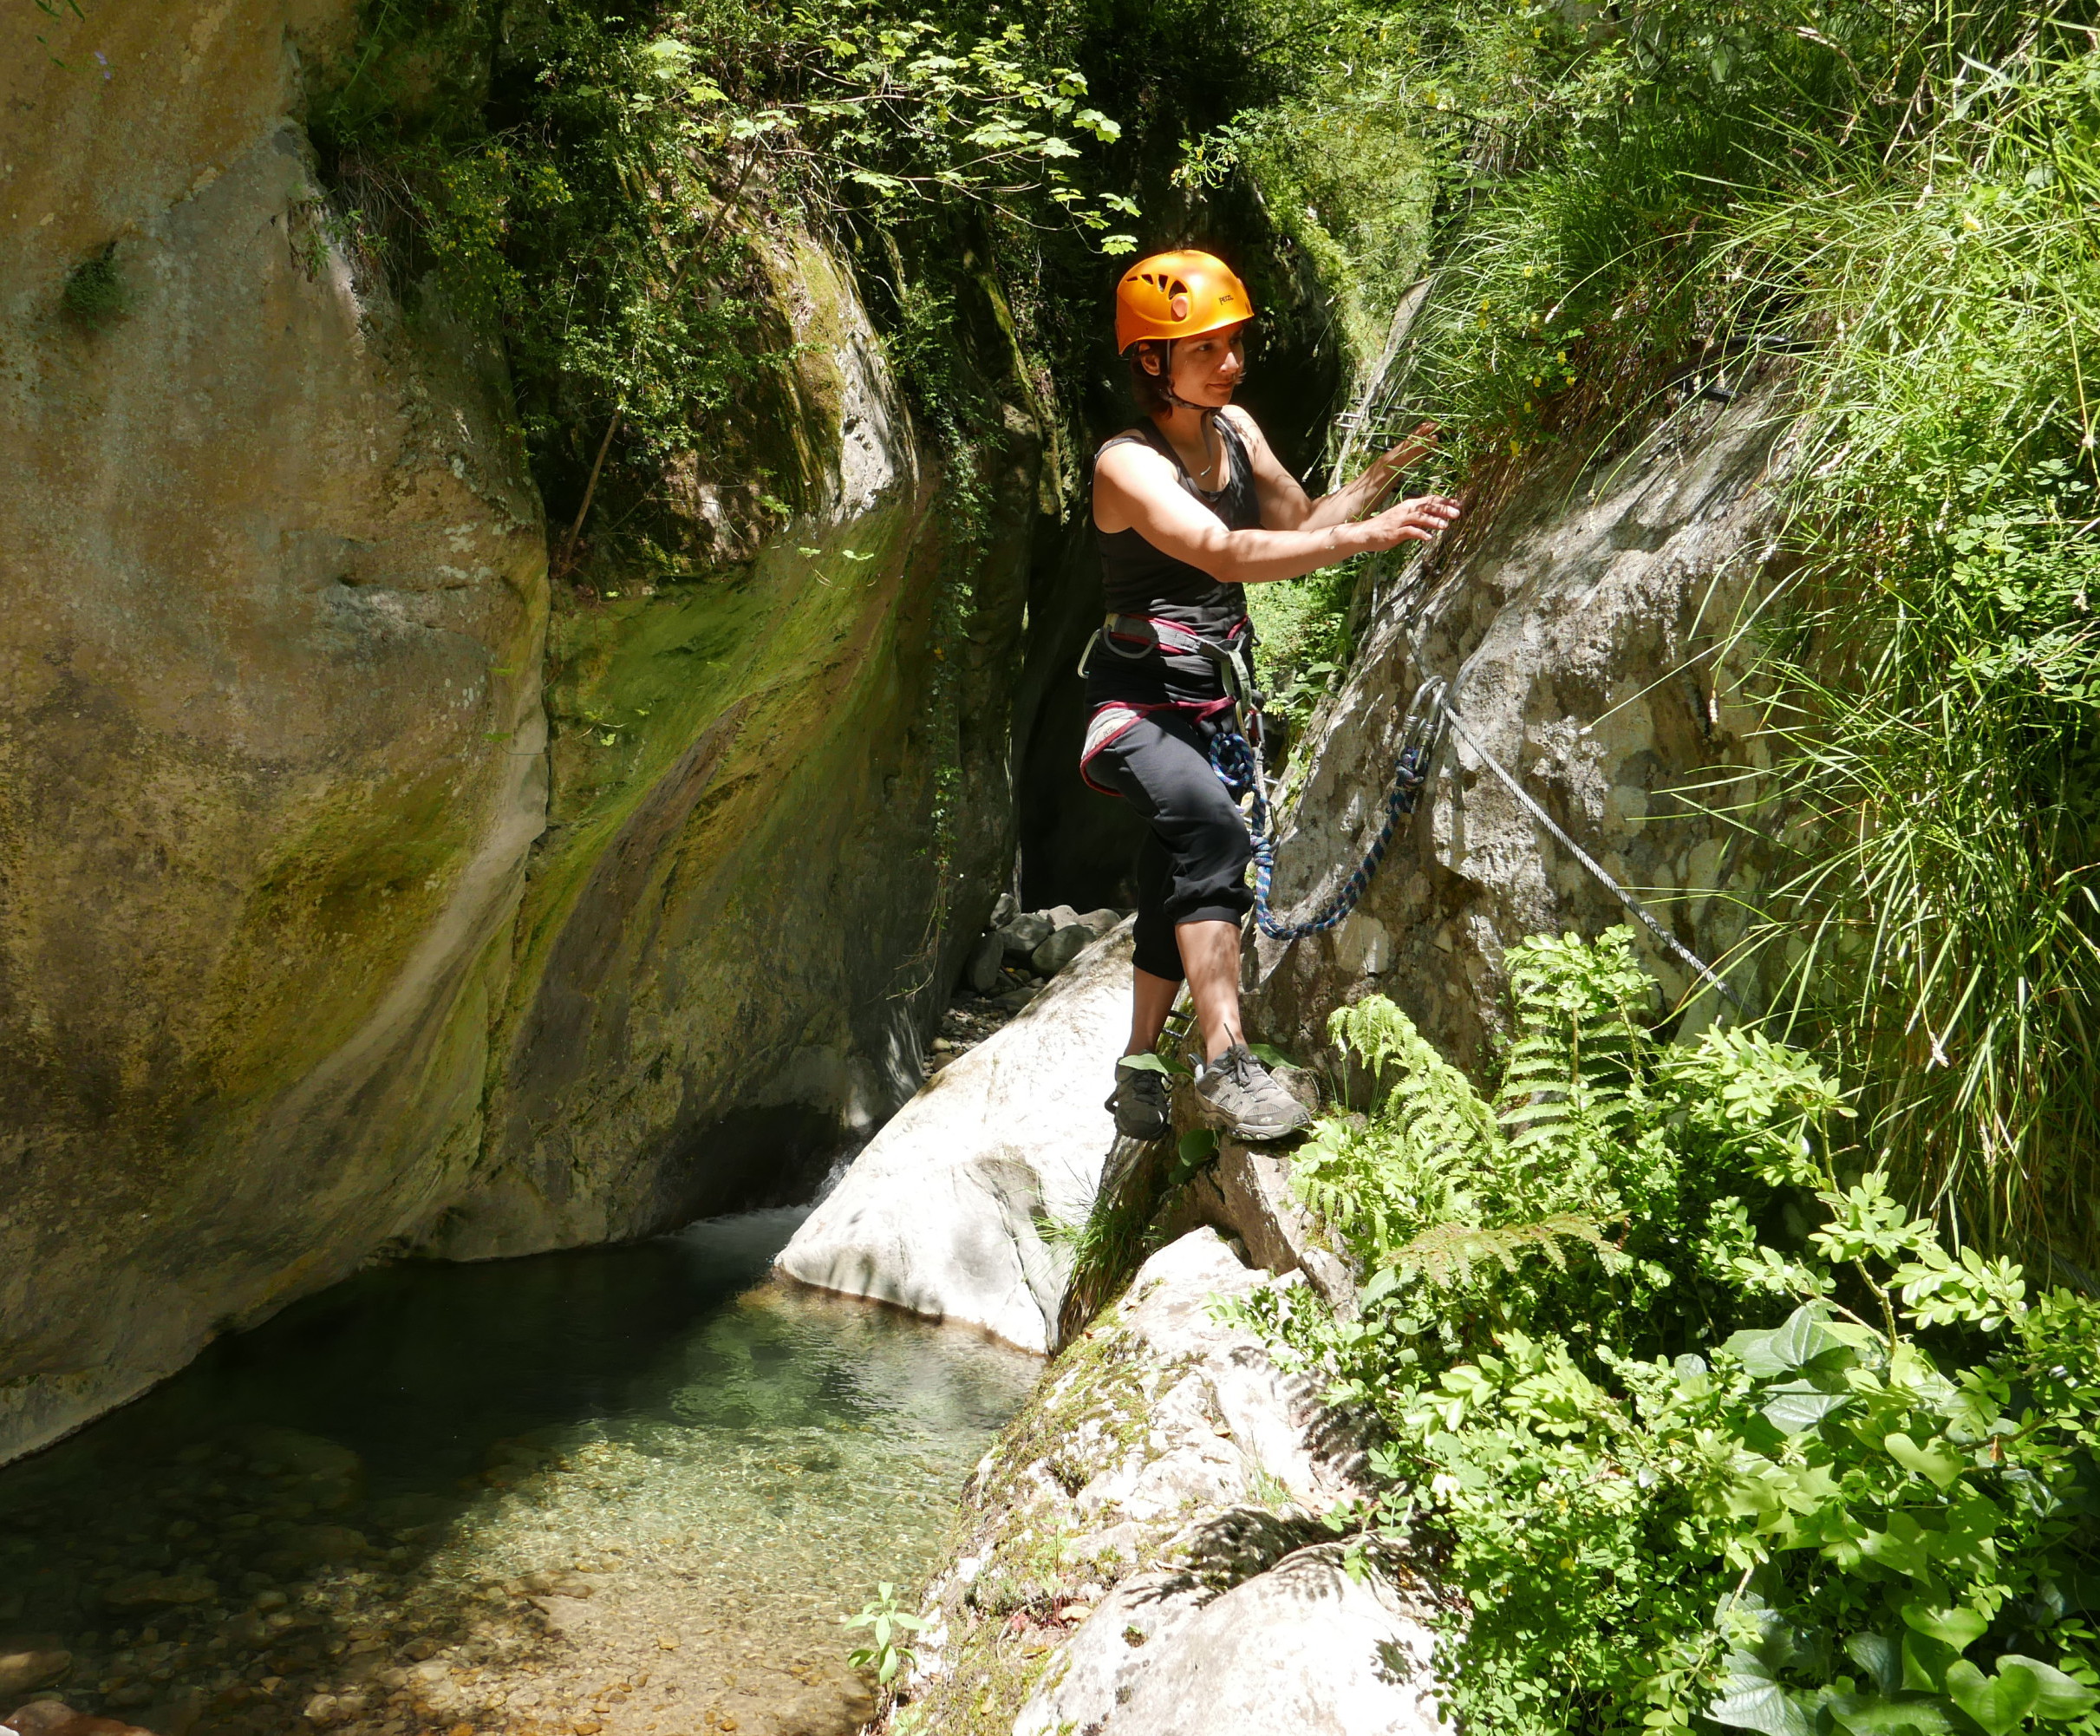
left=1082, top=249, right=1460, bottom=1142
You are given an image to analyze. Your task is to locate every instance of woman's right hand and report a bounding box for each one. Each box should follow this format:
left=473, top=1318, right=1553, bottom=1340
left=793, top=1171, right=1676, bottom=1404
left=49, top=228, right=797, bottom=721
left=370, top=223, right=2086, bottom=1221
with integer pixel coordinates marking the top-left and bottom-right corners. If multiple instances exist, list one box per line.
left=1351, top=493, right=1463, bottom=553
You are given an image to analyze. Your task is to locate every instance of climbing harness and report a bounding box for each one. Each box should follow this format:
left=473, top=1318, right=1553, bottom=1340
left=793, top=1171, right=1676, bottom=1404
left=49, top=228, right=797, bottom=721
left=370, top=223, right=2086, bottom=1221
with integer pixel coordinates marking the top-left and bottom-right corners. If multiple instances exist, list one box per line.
left=1209, top=680, right=1448, bottom=943
left=1074, top=611, right=1262, bottom=796
left=1083, top=612, right=1259, bottom=705
left=1080, top=605, right=1444, bottom=943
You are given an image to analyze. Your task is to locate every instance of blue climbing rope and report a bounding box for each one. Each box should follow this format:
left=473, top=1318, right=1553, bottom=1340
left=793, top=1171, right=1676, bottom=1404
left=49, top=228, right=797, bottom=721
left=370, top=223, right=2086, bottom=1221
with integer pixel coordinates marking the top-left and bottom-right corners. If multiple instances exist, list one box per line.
left=1210, top=680, right=1447, bottom=943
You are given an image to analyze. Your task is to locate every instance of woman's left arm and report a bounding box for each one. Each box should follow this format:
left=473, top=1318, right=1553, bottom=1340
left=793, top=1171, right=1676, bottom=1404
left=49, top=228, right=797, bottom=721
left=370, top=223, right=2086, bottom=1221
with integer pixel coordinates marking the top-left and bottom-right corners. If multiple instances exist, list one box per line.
left=1226, top=408, right=1439, bottom=533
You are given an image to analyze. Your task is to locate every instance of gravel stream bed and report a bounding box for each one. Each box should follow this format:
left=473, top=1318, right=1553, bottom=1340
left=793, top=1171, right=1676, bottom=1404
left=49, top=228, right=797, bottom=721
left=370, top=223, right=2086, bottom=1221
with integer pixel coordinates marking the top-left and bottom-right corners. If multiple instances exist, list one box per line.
left=0, top=1211, right=1035, bottom=1736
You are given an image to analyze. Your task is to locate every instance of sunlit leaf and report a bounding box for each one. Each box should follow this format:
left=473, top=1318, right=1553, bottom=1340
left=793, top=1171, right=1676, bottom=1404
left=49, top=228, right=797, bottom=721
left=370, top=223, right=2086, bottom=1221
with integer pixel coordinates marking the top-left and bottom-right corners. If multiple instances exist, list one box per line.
left=1885, top=1433, right=1965, bottom=1491
left=1946, top=1661, right=2040, bottom=1736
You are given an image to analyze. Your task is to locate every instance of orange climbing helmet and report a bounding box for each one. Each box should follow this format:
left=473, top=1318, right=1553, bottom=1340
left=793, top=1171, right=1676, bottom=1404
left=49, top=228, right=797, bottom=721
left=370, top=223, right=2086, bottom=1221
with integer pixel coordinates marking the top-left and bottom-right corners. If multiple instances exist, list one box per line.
left=1114, top=250, right=1254, bottom=354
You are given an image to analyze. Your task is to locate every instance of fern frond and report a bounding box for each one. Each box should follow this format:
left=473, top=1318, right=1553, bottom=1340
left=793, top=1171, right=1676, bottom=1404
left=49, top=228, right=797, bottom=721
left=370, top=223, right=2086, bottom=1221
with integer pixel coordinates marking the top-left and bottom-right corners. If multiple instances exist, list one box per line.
left=1391, top=1213, right=1610, bottom=1289
left=1330, top=996, right=1504, bottom=1165
left=1290, top=998, right=1512, bottom=1263
left=1304, top=936, right=1667, bottom=1274
left=1495, top=930, right=1653, bottom=1148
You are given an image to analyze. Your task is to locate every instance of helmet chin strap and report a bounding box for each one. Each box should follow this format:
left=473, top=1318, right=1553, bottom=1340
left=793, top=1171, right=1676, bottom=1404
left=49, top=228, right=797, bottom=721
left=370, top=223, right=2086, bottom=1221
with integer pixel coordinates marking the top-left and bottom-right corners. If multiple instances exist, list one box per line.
left=1151, top=340, right=1217, bottom=420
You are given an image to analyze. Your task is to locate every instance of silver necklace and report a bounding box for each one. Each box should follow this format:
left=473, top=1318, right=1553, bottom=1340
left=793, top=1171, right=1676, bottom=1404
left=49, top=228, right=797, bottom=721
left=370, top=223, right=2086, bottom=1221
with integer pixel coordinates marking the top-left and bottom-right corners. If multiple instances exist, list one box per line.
left=1186, top=417, right=1220, bottom=483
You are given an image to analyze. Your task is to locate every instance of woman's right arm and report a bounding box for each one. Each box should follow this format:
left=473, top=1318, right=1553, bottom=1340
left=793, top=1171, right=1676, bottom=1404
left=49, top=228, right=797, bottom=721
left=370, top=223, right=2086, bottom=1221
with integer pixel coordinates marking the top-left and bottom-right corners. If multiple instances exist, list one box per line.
left=1093, top=442, right=1460, bottom=586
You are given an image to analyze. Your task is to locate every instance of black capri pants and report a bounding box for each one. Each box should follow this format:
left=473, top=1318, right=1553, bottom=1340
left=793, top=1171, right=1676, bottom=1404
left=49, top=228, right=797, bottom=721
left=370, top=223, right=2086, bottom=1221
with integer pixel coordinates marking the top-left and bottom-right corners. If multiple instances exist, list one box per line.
left=1087, top=709, right=1254, bottom=982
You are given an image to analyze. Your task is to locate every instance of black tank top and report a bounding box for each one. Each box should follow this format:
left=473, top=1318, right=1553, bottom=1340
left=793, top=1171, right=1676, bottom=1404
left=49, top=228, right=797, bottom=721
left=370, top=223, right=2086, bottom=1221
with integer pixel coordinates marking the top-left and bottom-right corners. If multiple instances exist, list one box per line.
left=1087, top=415, right=1261, bottom=710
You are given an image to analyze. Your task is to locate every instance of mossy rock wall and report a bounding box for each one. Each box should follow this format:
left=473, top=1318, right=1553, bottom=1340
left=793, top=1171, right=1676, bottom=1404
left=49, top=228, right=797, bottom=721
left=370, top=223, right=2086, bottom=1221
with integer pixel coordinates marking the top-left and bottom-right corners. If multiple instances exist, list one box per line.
left=0, top=3, right=1040, bottom=1459
left=443, top=236, right=1040, bottom=1253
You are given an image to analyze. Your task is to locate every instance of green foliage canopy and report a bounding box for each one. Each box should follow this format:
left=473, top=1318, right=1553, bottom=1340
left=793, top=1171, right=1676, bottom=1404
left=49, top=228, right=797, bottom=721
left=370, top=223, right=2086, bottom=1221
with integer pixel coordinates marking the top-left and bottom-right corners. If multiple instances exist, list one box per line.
left=310, top=0, right=1137, bottom=548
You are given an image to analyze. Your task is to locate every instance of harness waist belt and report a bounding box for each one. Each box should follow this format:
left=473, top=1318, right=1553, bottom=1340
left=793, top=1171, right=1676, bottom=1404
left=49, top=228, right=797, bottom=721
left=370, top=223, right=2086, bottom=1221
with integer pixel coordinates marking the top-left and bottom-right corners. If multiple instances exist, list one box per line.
left=1094, top=612, right=1256, bottom=706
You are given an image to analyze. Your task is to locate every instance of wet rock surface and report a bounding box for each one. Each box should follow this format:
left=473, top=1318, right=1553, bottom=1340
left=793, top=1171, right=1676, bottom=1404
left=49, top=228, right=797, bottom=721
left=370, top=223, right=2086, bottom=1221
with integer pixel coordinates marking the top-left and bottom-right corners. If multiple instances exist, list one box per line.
left=0, top=0, right=548, bottom=1465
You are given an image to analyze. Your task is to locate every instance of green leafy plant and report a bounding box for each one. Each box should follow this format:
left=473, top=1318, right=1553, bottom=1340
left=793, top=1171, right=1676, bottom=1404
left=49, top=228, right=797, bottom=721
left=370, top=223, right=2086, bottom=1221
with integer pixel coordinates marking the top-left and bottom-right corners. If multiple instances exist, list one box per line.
left=845, top=1580, right=924, bottom=1687
left=61, top=245, right=127, bottom=328
left=1244, top=558, right=1360, bottom=749
left=1276, top=928, right=1834, bottom=1356
left=1241, top=930, right=2100, bottom=1736
left=310, top=0, right=1135, bottom=572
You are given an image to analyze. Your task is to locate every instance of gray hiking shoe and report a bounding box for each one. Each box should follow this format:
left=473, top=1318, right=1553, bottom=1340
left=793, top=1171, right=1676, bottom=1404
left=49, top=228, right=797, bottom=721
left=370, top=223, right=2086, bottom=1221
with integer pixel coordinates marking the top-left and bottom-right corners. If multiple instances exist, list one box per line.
left=1194, top=1044, right=1312, bottom=1142
left=1106, top=1061, right=1172, bottom=1141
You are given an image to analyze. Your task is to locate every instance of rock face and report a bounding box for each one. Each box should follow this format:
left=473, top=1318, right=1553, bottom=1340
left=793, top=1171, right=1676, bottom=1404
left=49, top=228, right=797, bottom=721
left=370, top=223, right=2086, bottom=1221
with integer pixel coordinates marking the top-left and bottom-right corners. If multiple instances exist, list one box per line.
left=886, top=1229, right=1451, bottom=1735
left=1033, top=1543, right=1445, bottom=1736
left=0, top=3, right=1042, bottom=1459
left=775, top=923, right=1135, bottom=1351
left=431, top=237, right=1044, bottom=1257
left=1162, top=1131, right=1360, bottom=1319
left=1250, top=378, right=1789, bottom=1071
left=0, top=0, right=546, bottom=1461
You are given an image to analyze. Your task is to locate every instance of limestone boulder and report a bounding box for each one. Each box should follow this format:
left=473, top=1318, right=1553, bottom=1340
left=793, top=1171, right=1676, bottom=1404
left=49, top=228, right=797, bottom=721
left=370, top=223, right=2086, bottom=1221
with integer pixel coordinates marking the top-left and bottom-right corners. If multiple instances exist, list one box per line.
left=1052, top=1230, right=1367, bottom=1522
left=0, top=1642, right=68, bottom=1702
left=996, top=913, right=1056, bottom=960
left=1009, top=1572, right=1210, bottom=1736
left=1021, top=1543, right=1447, bottom=1736
left=1029, top=924, right=1094, bottom=976
left=1161, top=1134, right=1360, bottom=1318
left=773, top=923, right=1134, bottom=1352
left=964, top=933, right=1006, bottom=995
left=1249, top=378, right=1792, bottom=1073
left=888, top=1230, right=1447, bottom=1735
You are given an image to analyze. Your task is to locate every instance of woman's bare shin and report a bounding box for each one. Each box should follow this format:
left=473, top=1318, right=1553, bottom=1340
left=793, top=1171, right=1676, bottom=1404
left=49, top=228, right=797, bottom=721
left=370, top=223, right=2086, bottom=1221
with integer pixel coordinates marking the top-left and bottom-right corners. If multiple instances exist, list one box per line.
left=1126, top=967, right=1180, bottom=1058
left=1176, top=918, right=1245, bottom=1061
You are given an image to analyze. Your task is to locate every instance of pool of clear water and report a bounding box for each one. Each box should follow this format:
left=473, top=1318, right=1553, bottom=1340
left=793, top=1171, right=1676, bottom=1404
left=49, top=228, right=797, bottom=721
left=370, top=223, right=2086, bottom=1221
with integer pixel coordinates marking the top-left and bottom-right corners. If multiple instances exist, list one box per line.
left=0, top=1209, right=1038, bottom=1736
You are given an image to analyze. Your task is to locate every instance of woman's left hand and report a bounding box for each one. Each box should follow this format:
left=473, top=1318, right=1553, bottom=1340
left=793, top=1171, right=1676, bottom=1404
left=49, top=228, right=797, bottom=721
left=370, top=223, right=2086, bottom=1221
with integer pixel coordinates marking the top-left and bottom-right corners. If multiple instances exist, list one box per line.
left=1371, top=420, right=1440, bottom=478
